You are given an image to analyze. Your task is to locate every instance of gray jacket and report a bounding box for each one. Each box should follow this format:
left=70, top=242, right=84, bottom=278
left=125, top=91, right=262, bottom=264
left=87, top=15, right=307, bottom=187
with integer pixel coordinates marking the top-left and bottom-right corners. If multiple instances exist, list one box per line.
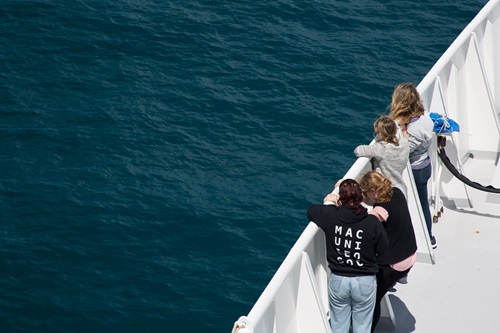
left=354, top=138, right=409, bottom=197
left=407, top=114, right=434, bottom=169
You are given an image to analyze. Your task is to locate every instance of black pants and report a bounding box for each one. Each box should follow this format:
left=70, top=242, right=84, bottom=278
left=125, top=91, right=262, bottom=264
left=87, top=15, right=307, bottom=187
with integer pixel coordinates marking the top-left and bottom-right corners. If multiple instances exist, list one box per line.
left=371, top=265, right=412, bottom=332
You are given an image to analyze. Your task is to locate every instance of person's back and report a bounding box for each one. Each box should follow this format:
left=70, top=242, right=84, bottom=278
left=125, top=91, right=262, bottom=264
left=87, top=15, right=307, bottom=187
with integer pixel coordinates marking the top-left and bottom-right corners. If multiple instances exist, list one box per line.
left=389, top=82, right=436, bottom=248
left=407, top=113, right=433, bottom=168
left=307, top=179, right=388, bottom=333
left=354, top=116, right=409, bottom=196
left=373, top=186, right=417, bottom=266
left=307, top=203, right=388, bottom=276
left=358, top=171, right=418, bottom=333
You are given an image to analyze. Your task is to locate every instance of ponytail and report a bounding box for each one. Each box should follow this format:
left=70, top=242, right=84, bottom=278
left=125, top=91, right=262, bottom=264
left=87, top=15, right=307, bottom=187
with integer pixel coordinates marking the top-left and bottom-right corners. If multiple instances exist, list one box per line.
left=358, top=171, right=393, bottom=203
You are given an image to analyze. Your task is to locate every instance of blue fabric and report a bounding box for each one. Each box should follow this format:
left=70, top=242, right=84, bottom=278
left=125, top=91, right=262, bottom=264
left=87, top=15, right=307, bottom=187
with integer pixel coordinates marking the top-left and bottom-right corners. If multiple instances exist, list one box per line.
left=429, top=112, right=460, bottom=134
left=329, top=273, right=376, bottom=333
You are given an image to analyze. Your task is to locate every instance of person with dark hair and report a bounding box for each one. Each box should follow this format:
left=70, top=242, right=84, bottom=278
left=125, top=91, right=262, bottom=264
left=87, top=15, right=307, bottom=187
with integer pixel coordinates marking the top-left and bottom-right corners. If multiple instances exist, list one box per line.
left=307, top=179, right=389, bottom=333
left=358, top=171, right=417, bottom=333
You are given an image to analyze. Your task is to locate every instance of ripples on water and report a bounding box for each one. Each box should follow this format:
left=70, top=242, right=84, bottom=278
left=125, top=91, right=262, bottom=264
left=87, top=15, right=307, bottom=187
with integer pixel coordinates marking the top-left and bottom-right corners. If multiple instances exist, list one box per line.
left=0, top=1, right=487, bottom=332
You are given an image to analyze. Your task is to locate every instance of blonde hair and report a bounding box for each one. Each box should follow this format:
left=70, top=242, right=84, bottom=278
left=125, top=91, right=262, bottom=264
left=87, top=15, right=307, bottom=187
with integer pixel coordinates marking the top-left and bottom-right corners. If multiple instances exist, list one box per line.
left=374, top=116, right=398, bottom=145
left=358, top=171, right=393, bottom=203
left=389, top=82, right=425, bottom=128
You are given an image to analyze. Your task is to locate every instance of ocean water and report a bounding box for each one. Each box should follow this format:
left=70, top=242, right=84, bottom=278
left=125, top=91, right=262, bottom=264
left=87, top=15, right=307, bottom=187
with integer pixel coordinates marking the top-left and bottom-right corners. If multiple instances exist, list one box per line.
left=0, top=1, right=487, bottom=332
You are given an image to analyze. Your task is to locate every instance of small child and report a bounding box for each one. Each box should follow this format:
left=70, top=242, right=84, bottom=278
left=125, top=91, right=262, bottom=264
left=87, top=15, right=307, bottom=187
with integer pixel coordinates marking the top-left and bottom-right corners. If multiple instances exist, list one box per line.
left=354, top=116, right=409, bottom=197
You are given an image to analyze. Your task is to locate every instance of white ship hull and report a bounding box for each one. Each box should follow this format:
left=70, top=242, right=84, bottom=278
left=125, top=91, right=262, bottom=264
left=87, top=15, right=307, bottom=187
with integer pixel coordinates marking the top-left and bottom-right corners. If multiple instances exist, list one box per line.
left=233, top=0, right=500, bottom=332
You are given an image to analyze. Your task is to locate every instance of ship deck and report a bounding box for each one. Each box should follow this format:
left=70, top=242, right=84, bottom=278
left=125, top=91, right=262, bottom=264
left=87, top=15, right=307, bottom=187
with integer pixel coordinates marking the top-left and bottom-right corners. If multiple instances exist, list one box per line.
left=376, top=153, right=500, bottom=332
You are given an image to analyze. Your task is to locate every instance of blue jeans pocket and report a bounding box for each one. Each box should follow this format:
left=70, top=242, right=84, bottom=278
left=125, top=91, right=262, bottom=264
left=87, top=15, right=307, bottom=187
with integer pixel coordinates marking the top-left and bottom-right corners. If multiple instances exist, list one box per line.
left=330, top=274, right=350, bottom=299
left=357, top=276, right=376, bottom=298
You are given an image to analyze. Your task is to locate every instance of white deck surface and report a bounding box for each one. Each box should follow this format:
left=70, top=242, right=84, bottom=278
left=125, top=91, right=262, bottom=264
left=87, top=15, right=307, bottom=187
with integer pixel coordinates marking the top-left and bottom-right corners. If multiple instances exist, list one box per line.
left=376, top=155, right=500, bottom=332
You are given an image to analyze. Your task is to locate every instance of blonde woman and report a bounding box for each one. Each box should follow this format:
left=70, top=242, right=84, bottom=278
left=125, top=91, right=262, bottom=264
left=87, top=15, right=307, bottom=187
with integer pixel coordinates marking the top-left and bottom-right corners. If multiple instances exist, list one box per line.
left=354, top=116, right=409, bottom=197
left=389, top=82, right=436, bottom=249
left=358, top=171, right=417, bottom=333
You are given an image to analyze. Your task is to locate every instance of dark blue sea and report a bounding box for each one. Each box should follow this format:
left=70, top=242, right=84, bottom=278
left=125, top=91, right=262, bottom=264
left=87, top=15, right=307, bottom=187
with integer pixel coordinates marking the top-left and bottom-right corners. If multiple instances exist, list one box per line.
left=0, top=1, right=487, bottom=332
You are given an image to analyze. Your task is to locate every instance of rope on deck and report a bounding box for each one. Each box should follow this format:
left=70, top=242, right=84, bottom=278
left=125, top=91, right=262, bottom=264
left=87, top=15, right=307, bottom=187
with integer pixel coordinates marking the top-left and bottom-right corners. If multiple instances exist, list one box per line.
left=437, top=136, right=500, bottom=194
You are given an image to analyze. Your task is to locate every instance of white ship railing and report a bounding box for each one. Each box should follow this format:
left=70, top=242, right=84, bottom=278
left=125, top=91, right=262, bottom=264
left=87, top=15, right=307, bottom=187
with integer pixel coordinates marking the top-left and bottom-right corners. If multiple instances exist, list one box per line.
left=232, top=1, right=500, bottom=332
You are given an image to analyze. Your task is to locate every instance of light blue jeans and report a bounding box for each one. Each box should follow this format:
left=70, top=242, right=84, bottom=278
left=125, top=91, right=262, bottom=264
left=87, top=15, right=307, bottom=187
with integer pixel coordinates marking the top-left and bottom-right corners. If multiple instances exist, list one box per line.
left=328, top=273, right=376, bottom=333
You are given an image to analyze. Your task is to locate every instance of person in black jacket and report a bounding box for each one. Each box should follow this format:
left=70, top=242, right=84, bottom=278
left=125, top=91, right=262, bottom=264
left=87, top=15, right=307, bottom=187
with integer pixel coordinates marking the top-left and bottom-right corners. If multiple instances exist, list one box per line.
left=307, top=179, right=389, bottom=333
left=358, top=171, right=418, bottom=333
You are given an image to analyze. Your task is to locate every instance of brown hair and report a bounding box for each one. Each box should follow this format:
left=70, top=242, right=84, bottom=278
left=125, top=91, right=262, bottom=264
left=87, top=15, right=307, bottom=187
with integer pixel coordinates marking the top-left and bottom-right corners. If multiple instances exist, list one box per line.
left=374, top=116, right=399, bottom=145
left=389, top=82, right=425, bottom=129
left=338, top=179, right=366, bottom=215
left=358, top=171, right=393, bottom=203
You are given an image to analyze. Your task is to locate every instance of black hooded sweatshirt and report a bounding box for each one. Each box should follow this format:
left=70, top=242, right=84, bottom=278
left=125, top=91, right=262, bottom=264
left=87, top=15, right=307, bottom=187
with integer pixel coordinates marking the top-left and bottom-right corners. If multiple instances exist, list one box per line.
left=307, top=204, right=389, bottom=276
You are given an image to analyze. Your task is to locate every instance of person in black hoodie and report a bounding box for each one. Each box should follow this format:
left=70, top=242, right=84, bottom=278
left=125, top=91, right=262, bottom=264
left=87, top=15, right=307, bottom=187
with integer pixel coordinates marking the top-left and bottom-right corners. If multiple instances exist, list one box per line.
left=358, top=171, right=417, bottom=333
left=307, top=179, right=389, bottom=333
